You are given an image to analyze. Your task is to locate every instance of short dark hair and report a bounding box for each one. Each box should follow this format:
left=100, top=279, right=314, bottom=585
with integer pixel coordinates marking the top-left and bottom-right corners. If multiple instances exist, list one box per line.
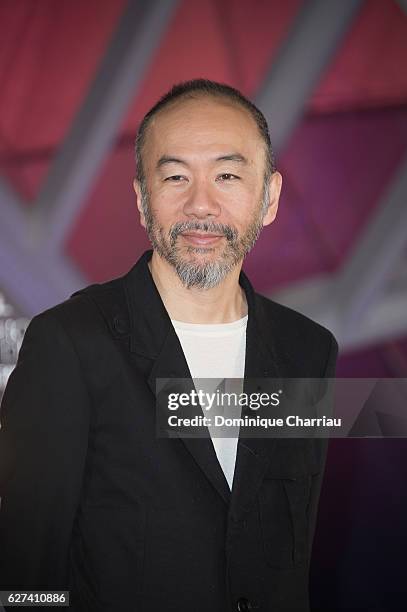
left=134, top=78, right=276, bottom=184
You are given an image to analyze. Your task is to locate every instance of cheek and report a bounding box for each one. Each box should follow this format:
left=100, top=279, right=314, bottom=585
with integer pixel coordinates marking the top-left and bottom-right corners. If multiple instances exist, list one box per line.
left=153, top=182, right=186, bottom=206
left=149, top=194, right=182, bottom=228
left=220, top=193, right=262, bottom=227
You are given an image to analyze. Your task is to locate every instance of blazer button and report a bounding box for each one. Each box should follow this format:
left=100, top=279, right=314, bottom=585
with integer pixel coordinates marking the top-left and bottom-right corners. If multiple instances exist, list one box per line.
left=113, top=315, right=129, bottom=335
left=236, top=597, right=252, bottom=612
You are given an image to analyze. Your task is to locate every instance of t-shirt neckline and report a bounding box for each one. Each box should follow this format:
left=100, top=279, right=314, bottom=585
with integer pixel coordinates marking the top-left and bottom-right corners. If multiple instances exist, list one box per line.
left=171, top=314, right=248, bottom=334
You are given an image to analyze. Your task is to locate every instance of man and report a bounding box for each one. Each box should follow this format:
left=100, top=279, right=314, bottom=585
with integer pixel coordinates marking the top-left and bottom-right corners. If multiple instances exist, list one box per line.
left=0, top=79, right=338, bottom=611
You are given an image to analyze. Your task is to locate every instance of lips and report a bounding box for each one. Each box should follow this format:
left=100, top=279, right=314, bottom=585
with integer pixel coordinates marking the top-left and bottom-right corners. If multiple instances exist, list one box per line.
left=180, top=232, right=224, bottom=246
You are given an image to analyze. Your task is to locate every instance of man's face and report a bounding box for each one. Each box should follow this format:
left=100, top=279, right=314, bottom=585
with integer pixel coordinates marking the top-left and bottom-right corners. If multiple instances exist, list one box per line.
left=134, top=96, right=281, bottom=289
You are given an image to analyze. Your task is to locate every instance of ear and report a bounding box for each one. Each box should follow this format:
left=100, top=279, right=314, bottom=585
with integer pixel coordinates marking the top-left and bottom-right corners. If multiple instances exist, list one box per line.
left=133, top=178, right=146, bottom=228
left=262, top=171, right=282, bottom=227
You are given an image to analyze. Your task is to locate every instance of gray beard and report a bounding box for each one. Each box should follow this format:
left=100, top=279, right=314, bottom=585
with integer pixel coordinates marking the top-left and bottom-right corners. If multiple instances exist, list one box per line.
left=140, top=186, right=267, bottom=290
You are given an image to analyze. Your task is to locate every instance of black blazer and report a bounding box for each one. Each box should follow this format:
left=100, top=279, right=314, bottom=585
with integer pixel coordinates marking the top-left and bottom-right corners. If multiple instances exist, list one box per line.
left=0, top=250, right=338, bottom=612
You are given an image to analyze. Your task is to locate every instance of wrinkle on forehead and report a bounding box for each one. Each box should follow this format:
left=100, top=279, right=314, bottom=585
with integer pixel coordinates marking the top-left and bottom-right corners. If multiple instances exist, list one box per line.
left=145, top=97, right=265, bottom=173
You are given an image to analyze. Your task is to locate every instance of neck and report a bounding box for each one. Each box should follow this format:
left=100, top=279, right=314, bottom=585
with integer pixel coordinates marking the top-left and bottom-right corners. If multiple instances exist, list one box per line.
left=148, top=251, right=248, bottom=324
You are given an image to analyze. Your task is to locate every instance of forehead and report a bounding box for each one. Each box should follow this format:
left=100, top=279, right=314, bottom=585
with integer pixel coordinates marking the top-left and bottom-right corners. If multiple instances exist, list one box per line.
left=143, top=96, right=264, bottom=163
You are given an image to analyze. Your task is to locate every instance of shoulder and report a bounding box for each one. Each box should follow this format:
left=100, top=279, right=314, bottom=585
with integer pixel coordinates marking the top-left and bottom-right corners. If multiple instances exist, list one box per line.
left=255, top=292, right=338, bottom=377
left=28, top=275, right=127, bottom=346
left=256, top=292, right=335, bottom=345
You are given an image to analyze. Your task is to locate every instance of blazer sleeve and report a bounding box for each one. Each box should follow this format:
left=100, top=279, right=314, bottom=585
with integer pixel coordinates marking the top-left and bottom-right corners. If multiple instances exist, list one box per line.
left=307, top=332, right=339, bottom=554
left=0, top=310, right=91, bottom=590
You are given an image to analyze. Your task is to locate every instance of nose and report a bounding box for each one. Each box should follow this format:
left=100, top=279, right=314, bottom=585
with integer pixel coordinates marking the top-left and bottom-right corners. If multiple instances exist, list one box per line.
left=182, top=178, right=221, bottom=219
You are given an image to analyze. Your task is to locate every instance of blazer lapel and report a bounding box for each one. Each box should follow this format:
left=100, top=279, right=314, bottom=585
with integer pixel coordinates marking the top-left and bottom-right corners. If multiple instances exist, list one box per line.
left=228, top=271, right=282, bottom=522
left=124, top=250, right=231, bottom=505
left=146, top=329, right=231, bottom=505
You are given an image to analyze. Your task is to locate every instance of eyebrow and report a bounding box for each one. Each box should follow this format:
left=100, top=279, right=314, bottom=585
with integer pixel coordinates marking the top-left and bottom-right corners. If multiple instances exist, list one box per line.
left=216, top=153, right=248, bottom=164
left=156, top=153, right=248, bottom=169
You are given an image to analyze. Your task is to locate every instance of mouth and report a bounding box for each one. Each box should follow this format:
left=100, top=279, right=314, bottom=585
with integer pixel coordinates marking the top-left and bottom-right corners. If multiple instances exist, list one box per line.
left=180, top=232, right=224, bottom=247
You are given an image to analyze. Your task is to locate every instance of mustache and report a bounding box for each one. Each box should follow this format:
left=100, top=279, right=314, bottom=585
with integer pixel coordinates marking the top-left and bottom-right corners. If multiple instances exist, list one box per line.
left=169, top=221, right=238, bottom=244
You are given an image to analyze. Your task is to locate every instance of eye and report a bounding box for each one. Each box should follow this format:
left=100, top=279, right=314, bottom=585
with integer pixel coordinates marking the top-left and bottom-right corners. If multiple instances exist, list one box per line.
left=164, top=175, right=187, bottom=182
left=217, top=173, right=240, bottom=181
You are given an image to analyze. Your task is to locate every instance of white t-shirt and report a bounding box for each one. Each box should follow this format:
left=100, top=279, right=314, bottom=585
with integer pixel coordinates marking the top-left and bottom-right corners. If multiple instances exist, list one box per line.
left=171, top=315, right=248, bottom=489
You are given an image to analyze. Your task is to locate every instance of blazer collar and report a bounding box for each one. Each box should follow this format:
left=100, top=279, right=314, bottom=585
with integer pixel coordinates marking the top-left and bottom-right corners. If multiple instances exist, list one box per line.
left=123, top=249, right=281, bottom=371
left=123, top=250, right=172, bottom=357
